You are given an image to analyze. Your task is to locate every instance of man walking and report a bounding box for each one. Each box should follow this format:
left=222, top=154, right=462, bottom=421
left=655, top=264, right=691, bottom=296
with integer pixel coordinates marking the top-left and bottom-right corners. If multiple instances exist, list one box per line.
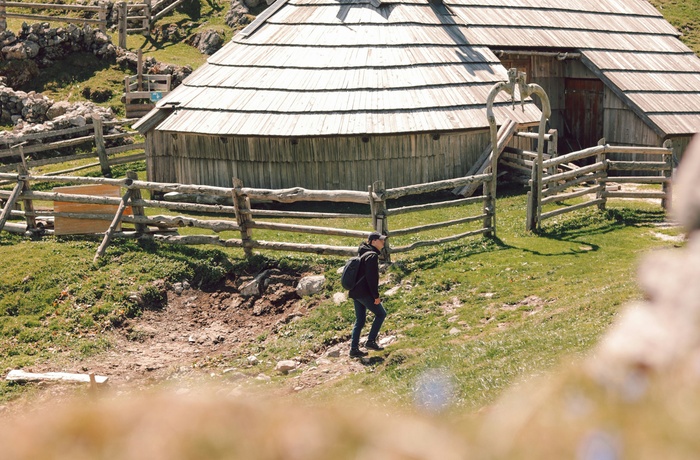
left=348, top=232, right=388, bottom=358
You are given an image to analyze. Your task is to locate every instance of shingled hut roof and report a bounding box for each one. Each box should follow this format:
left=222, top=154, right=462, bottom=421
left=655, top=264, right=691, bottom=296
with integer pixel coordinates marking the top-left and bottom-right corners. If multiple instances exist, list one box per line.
left=140, top=0, right=543, bottom=137
left=445, top=0, right=700, bottom=136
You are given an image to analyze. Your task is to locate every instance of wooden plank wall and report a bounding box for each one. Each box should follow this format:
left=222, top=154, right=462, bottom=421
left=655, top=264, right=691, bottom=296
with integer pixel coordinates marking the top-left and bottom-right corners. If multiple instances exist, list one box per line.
left=146, top=130, right=491, bottom=190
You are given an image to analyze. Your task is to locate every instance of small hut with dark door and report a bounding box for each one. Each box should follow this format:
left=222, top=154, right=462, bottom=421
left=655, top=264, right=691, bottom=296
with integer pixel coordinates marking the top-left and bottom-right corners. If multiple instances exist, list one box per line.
left=444, top=0, right=700, bottom=158
left=135, top=0, right=700, bottom=189
left=133, top=0, right=542, bottom=190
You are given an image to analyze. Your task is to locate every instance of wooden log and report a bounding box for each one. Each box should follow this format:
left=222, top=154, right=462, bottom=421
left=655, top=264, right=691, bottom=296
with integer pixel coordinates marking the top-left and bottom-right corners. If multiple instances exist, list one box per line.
left=153, top=0, right=186, bottom=20
left=600, top=176, right=669, bottom=184
left=248, top=209, right=369, bottom=219
left=500, top=158, right=533, bottom=173
left=241, top=186, right=371, bottom=205
left=455, top=119, right=517, bottom=197
left=385, top=173, right=491, bottom=200
left=2, top=2, right=104, bottom=11
left=503, top=146, right=539, bottom=159
left=0, top=222, right=27, bottom=234
left=5, top=370, right=108, bottom=384
left=390, top=214, right=488, bottom=237
left=18, top=165, right=36, bottom=234
left=606, top=161, right=670, bottom=171
left=541, top=184, right=605, bottom=205
left=389, top=227, right=491, bottom=253
left=3, top=12, right=106, bottom=25
left=94, top=189, right=133, bottom=262
left=0, top=173, right=132, bottom=187
left=126, top=171, right=146, bottom=234
left=92, top=116, right=111, bottom=178
left=603, top=146, right=673, bottom=156
left=150, top=234, right=244, bottom=248
left=514, top=131, right=554, bottom=141
left=233, top=178, right=254, bottom=258
left=0, top=179, right=23, bottom=233
left=252, top=240, right=357, bottom=256
left=541, top=162, right=606, bottom=186
left=386, top=195, right=486, bottom=216
left=249, top=221, right=369, bottom=238
left=163, top=192, right=233, bottom=206
left=542, top=145, right=606, bottom=168
left=540, top=199, right=605, bottom=221
left=603, top=191, right=667, bottom=199
left=543, top=171, right=607, bottom=197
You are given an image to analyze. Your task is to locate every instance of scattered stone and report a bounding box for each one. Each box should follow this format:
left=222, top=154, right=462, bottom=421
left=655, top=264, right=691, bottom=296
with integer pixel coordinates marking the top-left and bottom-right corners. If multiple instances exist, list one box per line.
left=275, top=360, right=298, bottom=374
left=449, top=327, right=461, bottom=336
left=296, top=275, right=325, bottom=297
left=256, top=373, right=271, bottom=381
left=247, top=355, right=259, bottom=365
left=186, top=29, right=224, bottom=55
left=325, top=347, right=341, bottom=358
left=379, top=335, right=397, bottom=347
left=333, top=292, right=347, bottom=304
left=384, top=285, right=401, bottom=296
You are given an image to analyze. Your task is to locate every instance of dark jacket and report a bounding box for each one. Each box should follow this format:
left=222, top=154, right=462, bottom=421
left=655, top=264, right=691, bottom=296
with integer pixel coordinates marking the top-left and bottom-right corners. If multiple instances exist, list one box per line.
left=349, top=242, right=380, bottom=300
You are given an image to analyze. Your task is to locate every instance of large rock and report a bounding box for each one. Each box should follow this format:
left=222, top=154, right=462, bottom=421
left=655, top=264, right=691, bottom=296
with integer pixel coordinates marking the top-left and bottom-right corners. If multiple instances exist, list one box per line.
left=46, top=101, right=71, bottom=120
left=296, top=275, right=325, bottom=297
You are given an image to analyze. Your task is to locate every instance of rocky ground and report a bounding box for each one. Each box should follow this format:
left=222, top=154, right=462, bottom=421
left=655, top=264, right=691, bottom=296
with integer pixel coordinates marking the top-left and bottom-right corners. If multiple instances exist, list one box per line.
left=2, top=270, right=399, bottom=415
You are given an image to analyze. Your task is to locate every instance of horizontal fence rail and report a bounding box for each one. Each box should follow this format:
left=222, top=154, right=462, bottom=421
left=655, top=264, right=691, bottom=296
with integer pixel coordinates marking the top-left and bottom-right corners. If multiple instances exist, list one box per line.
left=0, top=169, right=496, bottom=262
left=0, top=118, right=144, bottom=178
left=0, top=1, right=108, bottom=31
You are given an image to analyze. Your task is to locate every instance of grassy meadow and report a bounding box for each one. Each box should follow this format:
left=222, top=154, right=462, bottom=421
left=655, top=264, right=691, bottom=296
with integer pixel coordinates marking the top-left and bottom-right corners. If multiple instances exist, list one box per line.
left=0, top=0, right=694, bottom=418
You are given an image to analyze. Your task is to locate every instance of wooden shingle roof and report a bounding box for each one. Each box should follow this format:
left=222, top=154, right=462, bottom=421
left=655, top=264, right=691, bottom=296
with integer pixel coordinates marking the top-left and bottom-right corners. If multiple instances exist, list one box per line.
left=150, top=0, right=542, bottom=137
left=446, top=0, right=700, bottom=136
left=146, top=0, right=700, bottom=138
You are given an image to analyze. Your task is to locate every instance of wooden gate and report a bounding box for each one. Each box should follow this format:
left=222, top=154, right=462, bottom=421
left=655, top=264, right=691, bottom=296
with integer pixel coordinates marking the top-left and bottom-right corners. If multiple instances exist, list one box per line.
left=527, top=141, right=673, bottom=231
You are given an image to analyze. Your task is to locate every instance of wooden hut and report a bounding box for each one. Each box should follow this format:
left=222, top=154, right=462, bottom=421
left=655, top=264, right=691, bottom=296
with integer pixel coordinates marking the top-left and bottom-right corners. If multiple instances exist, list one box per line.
left=133, top=0, right=542, bottom=190
left=135, top=0, right=700, bottom=189
left=445, top=0, right=700, bottom=159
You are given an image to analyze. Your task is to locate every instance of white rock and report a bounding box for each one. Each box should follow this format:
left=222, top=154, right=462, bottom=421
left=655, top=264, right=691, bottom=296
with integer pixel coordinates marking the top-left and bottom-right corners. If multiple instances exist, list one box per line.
left=449, top=327, right=461, bottom=336
left=379, top=335, right=397, bottom=347
left=384, top=285, right=401, bottom=296
left=247, top=355, right=259, bottom=365
left=333, top=292, right=347, bottom=304
left=296, top=275, right=325, bottom=297
left=275, top=360, right=298, bottom=374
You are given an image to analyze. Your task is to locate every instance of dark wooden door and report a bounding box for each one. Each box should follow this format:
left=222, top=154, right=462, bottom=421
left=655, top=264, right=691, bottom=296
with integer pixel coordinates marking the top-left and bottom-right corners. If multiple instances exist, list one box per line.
left=563, top=78, right=604, bottom=153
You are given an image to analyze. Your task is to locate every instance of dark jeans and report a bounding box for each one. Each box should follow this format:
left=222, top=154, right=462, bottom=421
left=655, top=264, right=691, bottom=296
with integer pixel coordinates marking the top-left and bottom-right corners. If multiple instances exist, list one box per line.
left=351, top=296, right=386, bottom=349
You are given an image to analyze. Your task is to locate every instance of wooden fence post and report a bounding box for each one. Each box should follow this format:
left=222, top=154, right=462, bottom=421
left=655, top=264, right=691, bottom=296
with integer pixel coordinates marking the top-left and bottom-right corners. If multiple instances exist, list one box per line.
left=0, top=0, right=6, bottom=33
left=143, top=0, right=151, bottom=37
left=98, top=1, right=107, bottom=32
left=126, top=171, right=146, bottom=234
left=92, top=115, right=112, bottom=178
left=17, top=165, right=37, bottom=236
left=0, top=176, right=23, bottom=234
left=94, top=188, right=133, bottom=262
left=371, top=180, right=390, bottom=263
left=118, top=2, right=127, bottom=49
left=597, top=138, right=607, bottom=211
left=662, top=139, right=673, bottom=210
left=232, top=178, right=253, bottom=258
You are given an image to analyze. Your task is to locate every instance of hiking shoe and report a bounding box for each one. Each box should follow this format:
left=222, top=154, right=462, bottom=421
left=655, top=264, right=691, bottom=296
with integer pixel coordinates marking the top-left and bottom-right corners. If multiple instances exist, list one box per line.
left=349, top=348, right=368, bottom=358
left=364, top=341, right=384, bottom=351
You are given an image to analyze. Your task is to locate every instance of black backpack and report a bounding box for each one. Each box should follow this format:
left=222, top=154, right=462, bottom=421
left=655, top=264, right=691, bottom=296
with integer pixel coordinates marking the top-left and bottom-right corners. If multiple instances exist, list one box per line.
left=340, top=252, right=371, bottom=290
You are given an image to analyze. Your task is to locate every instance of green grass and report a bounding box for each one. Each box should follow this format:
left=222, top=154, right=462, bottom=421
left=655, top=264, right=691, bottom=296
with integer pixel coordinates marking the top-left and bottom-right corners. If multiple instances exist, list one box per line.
left=650, top=0, right=700, bottom=53
left=0, top=183, right=682, bottom=408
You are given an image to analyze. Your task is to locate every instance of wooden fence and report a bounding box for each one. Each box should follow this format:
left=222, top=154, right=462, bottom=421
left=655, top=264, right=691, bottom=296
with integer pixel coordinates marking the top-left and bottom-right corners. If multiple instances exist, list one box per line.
left=0, top=1, right=108, bottom=32
left=0, top=117, right=144, bottom=179
left=527, top=140, right=673, bottom=230
left=117, top=0, right=187, bottom=48
left=0, top=170, right=495, bottom=262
